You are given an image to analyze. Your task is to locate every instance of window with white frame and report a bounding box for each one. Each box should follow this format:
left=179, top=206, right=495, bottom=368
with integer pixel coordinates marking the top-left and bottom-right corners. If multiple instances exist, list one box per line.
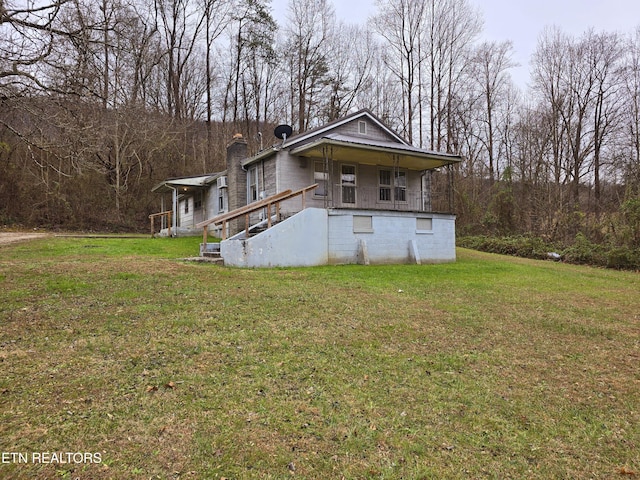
left=248, top=166, right=258, bottom=203
left=314, top=160, right=328, bottom=197
left=395, top=170, right=407, bottom=202
left=378, top=168, right=407, bottom=202
left=218, top=188, right=226, bottom=213
left=341, top=164, right=356, bottom=204
left=379, top=169, right=392, bottom=202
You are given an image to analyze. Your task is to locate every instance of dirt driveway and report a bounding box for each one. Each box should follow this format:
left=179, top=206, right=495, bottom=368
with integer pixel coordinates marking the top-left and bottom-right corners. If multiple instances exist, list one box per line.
left=0, top=232, right=49, bottom=245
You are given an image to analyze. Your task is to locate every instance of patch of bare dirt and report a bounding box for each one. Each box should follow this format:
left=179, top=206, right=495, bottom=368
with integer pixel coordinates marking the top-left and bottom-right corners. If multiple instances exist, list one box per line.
left=0, top=232, right=49, bottom=245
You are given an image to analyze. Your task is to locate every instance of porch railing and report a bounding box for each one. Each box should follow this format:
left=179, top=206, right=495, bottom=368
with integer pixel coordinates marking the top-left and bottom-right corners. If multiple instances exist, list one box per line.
left=196, top=184, right=318, bottom=246
left=148, top=210, right=172, bottom=237
left=324, top=186, right=450, bottom=213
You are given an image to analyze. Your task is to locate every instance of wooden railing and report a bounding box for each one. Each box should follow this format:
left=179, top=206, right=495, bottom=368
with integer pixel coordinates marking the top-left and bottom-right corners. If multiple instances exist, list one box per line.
left=196, top=184, right=318, bottom=246
left=148, top=210, right=172, bottom=238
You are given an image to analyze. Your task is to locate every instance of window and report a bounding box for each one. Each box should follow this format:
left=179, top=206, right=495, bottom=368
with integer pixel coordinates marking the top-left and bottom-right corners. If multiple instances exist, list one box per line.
left=194, top=193, right=202, bottom=210
left=218, top=189, right=226, bottom=213
left=395, top=170, right=407, bottom=202
left=379, top=169, right=392, bottom=202
left=379, top=169, right=407, bottom=202
left=358, top=120, right=367, bottom=135
left=416, top=217, right=433, bottom=232
left=341, top=164, right=356, bottom=204
left=314, top=161, right=328, bottom=197
left=184, top=198, right=189, bottom=214
left=353, top=215, right=373, bottom=233
left=248, top=166, right=258, bottom=203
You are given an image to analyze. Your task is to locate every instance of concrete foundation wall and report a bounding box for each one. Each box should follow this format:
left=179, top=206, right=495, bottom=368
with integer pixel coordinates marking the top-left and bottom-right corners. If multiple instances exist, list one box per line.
left=220, top=208, right=455, bottom=267
left=327, top=210, right=456, bottom=265
left=221, top=208, right=329, bottom=268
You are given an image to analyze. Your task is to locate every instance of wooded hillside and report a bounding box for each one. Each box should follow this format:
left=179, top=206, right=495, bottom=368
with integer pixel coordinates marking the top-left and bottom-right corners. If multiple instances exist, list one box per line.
left=1, top=0, right=639, bottom=253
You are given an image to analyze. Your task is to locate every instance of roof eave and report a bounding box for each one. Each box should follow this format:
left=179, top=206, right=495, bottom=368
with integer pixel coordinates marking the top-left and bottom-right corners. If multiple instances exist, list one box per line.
left=242, top=146, right=278, bottom=167
left=289, top=138, right=462, bottom=169
left=280, top=109, right=409, bottom=150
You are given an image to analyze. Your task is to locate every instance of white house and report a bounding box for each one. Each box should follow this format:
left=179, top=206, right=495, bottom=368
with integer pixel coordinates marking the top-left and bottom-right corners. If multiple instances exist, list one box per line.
left=152, top=109, right=462, bottom=267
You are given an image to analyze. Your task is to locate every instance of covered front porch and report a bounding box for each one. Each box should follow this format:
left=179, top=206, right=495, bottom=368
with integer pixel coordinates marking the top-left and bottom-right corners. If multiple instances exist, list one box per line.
left=291, top=133, right=459, bottom=214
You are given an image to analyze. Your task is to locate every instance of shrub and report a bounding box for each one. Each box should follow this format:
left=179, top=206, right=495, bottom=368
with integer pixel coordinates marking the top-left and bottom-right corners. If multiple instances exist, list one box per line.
left=561, top=233, right=607, bottom=266
left=457, top=235, right=556, bottom=260
left=458, top=233, right=640, bottom=271
left=620, top=198, right=640, bottom=248
left=606, top=246, right=640, bottom=270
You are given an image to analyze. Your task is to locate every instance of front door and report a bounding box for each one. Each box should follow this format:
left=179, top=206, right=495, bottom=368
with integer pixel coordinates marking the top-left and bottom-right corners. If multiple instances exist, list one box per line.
left=341, top=164, right=356, bottom=205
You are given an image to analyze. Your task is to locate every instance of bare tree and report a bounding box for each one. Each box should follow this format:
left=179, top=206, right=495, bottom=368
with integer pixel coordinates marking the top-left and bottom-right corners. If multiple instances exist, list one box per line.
left=0, top=0, right=77, bottom=95
left=323, top=23, right=376, bottom=122
left=154, top=0, right=206, bottom=119
left=623, top=27, right=640, bottom=197
left=372, top=0, right=426, bottom=143
left=531, top=26, right=572, bottom=219
left=470, top=40, right=517, bottom=184
left=283, top=0, right=334, bottom=132
left=221, top=0, right=276, bottom=134
left=425, top=0, right=481, bottom=152
left=587, top=30, right=624, bottom=213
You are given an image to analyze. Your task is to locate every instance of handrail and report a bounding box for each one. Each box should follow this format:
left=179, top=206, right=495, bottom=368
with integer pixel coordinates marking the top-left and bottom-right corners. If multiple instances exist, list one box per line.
left=148, top=210, right=172, bottom=237
left=200, top=184, right=318, bottom=245
left=196, top=189, right=292, bottom=229
left=271, top=183, right=318, bottom=207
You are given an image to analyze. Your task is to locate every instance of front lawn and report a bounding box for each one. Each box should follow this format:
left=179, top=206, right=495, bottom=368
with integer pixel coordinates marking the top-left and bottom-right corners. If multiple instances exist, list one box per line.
left=1, top=237, right=638, bottom=479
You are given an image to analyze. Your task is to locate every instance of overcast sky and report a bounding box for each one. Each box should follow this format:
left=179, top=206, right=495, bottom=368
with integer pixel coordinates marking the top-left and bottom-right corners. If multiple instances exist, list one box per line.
left=270, top=0, right=640, bottom=89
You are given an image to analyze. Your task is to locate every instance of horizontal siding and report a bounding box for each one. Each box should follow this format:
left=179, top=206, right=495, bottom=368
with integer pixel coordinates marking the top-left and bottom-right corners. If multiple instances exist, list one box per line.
left=276, top=152, right=326, bottom=214
left=334, top=118, right=399, bottom=142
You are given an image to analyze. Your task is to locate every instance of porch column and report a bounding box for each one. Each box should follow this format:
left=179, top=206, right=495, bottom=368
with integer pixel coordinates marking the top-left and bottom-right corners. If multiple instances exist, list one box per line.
left=172, top=186, right=178, bottom=235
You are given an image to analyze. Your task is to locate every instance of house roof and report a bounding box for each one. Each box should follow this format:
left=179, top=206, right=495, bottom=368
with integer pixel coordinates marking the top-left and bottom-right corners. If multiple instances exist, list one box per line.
left=289, top=133, right=461, bottom=170
left=281, top=109, right=409, bottom=148
left=152, top=173, right=224, bottom=194
left=242, top=109, right=462, bottom=170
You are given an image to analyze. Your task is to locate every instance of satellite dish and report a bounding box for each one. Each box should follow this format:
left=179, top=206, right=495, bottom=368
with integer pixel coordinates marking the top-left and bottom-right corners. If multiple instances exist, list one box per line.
left=274, top=124, right=293, bottom=141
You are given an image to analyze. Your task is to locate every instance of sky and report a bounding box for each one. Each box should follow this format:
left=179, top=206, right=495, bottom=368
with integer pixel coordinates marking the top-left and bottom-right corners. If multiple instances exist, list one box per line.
left=269, top=0, right=640, bottom=89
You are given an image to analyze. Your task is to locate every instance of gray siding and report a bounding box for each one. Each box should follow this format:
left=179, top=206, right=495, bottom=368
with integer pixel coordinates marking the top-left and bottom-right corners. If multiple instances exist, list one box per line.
left=333, top=118, right=401, bottom=142
left=276, top=151, right=326, bottom=215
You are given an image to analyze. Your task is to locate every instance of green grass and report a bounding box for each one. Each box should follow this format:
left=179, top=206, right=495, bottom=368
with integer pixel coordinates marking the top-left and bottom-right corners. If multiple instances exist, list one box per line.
left=1, top=237, right=639, bottom=479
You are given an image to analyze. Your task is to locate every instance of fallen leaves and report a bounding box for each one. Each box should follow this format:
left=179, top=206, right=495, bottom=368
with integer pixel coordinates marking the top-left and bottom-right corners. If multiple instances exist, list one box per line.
left=146, top=381, right=176, bottom=393
left=619, top=467, right=637, bottom=476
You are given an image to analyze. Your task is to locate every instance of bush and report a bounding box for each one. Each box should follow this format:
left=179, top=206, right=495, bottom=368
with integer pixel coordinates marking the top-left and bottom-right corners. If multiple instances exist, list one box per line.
left=561, top=233, right=607, bottom=266
left=457, top=235, right=556, bottom=260
left=620, top=198, right=640, bottom=248
left=458, top=233, right=640, bottom=271
left=606, top=246, right=640, bottom=270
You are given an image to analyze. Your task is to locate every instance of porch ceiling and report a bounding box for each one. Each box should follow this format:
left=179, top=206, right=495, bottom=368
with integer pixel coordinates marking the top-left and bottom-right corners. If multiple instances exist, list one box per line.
left=289, top=134, right=462, bottom=170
